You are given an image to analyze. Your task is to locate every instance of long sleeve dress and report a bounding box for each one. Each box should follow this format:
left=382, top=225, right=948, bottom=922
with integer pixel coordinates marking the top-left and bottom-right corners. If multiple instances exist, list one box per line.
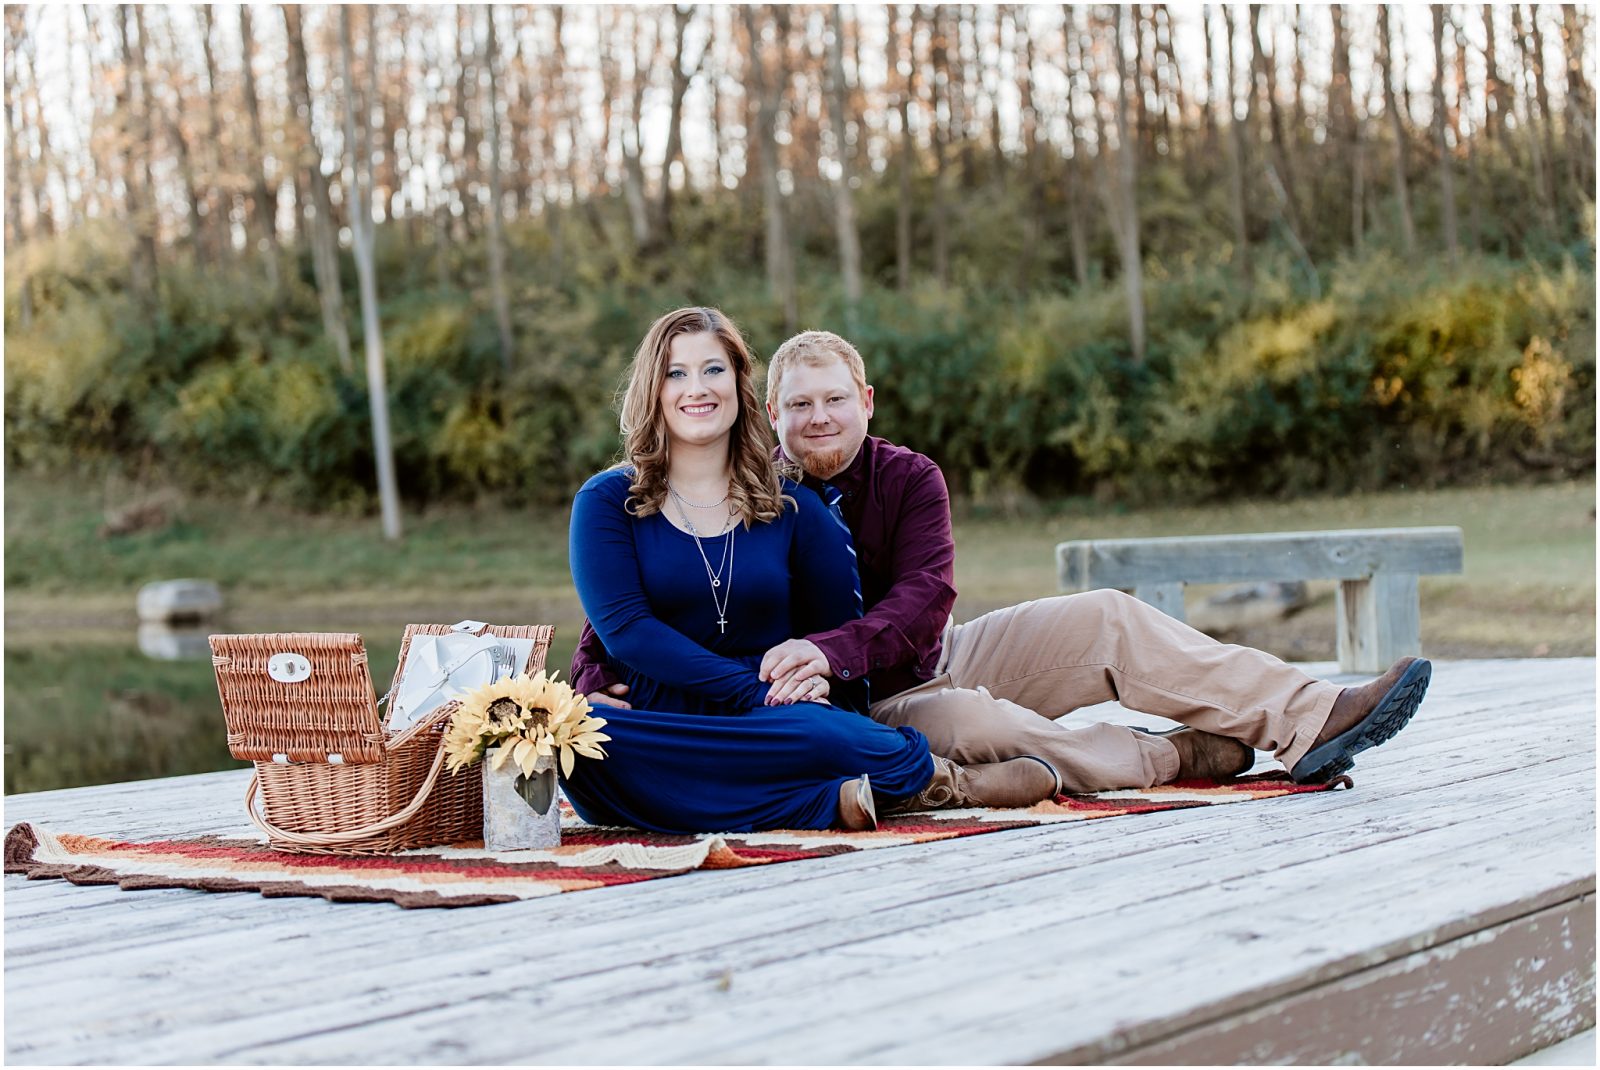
left=560, top=467, right=935, bottom=833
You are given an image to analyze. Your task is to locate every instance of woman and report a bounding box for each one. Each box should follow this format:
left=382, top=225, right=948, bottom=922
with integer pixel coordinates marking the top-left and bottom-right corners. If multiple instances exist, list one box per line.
left=562, top=307, right=1058, bottom=834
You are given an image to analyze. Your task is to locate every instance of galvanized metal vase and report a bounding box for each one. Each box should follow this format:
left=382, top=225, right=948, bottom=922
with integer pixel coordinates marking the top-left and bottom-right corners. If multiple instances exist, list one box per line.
left=482, top=748, right=561, bottom=851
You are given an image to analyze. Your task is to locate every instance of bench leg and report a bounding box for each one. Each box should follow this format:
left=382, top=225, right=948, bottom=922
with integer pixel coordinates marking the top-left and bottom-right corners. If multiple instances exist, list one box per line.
left=1337, top=572, right=1421, bottom=674
left=1132, top=583, right=1188, bottom=624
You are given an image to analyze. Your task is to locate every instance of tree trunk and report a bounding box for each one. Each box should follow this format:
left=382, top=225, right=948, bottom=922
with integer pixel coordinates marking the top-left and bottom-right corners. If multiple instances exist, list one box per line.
left=741, top=5, right=796, bottom=328
left=1561, top=5, right=1595, bottom=192
left=197, top=6, right=228, bottom=262
left=1512, top=4, right=1557, bottom=228
left=117, top=5, right=159, bottom=300
left=1483, top=5, right=1510, bottom=140
left=1379, top=5, right=1417, bottom=257
left=1222, top=5, right=1251, bottom=275
left=4, top=9, right=33, bottom=326
left=827, top=4, right=863, bottom=308
left=238, top=4, right=280, bottom=291
left=1112, top=7, right=1146, bottom=363
left=618, top=9, right=655, bottom=251
left=1330, top=5, right=1358, bottom=244
left=894, top=4, right=915, bottom=292
left=483, top=5, right=514, bottom=373
left=1062, top=6, right=1091, bottom=288
left=453, top=7, right=479, bottom=241
left=339, top=6, right=403, bottom=542
left=282, top=4, right=353, bottom=374
left=930, top=3, right=950, bottom=286
left=1432, top=6, right=1459, bottom=262
left=657, top=5, right=699, bottom=240
left=1527, top=6, right=1562, bottom=213
left=1455, top=10, right=1486, bottom=250
left=1014, top=6, right=1041, bottom=285
left=1251, top=5, right=1307, bottom=242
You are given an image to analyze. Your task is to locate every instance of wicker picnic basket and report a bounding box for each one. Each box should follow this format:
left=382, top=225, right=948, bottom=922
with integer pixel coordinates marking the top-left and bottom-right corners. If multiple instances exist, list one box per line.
left=211, top=623, right=554, bottom=855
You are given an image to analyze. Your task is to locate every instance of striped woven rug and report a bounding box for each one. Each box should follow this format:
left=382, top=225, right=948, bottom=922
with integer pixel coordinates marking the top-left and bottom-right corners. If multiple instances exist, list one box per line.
left=4, top=773, right=1347, bottom=909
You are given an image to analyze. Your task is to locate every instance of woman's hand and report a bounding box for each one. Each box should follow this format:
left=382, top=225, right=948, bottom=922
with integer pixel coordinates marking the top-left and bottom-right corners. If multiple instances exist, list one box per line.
left=767, top=674, right=830, bottom=705
left=586, top=683, right=632, bottom=710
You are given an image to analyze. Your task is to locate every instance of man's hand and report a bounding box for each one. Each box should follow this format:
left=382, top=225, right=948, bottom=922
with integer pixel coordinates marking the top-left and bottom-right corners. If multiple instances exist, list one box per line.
left=760, top=639, right=831, bottom=705
left=585, top=683, right=632, bottom=710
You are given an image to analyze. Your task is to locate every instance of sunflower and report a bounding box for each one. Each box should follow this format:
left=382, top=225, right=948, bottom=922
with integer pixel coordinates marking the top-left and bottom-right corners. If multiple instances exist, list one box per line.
left=443, top=670, right=610, bottom=777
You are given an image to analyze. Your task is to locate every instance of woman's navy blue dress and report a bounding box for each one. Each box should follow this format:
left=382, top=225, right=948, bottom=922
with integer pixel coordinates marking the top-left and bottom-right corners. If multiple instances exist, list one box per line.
left=561, top=468, right=934, bottom=833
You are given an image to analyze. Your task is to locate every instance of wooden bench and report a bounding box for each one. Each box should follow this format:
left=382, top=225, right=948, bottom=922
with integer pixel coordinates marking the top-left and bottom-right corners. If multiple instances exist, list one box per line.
left=1056, top=527, right=1464, bottom=673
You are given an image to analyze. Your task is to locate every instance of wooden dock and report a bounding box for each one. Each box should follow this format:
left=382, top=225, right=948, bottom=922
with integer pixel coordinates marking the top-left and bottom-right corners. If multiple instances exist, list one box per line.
left=5, top=658, right=1594, bottom=1065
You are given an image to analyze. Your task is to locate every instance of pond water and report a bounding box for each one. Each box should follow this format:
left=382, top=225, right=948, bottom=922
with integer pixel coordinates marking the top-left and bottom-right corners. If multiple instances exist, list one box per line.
left=4, top=623, right=582, bottom=795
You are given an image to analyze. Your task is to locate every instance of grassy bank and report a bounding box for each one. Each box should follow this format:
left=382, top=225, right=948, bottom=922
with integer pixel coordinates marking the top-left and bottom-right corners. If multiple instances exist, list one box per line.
left=5, top=474, right=1593, bottom=660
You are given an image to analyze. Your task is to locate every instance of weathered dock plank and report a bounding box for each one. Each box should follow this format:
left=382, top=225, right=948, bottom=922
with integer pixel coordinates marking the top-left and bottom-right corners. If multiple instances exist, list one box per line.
left=5, top=657, right=1594, bottom=1065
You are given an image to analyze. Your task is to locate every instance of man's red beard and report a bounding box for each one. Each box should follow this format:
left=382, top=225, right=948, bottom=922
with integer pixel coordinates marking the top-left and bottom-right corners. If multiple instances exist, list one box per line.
left=795, top=444, right=851, bottom=479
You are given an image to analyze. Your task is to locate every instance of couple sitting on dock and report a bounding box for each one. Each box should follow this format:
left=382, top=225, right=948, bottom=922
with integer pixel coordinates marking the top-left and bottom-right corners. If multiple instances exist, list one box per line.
left=559, top=307, right=1432, bottom=834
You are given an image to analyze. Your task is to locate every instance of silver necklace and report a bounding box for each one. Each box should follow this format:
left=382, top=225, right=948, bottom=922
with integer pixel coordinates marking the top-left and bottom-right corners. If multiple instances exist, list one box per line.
left=670, top=489, right=737, bottom=633
left=666, top=481, right=729, bottom=510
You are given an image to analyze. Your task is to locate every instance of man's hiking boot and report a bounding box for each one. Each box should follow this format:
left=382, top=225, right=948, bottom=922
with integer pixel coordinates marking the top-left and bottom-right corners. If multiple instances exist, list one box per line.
left=883, top=754, right=1061, bottom=814
left=1290, top=657, right=1431, bottom=784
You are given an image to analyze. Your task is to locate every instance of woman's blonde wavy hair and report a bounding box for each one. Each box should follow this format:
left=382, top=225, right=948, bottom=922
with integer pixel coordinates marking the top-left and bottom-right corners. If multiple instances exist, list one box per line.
left=618, top=307, right=790, bottom=526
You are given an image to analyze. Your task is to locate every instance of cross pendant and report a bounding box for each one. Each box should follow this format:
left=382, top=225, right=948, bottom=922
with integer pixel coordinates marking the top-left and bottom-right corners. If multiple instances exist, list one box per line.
left=718, top=617, right=728, bottom=634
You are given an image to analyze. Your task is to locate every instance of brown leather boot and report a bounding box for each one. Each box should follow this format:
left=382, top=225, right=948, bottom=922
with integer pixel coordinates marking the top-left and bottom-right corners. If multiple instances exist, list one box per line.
left=1290, top=657, right=1431, bottom=784
left=1157, top=727, right=1255, bottom=781
left=885, top=755, right=1061, bottom=814
left=835, top=776, right=878, bottom=831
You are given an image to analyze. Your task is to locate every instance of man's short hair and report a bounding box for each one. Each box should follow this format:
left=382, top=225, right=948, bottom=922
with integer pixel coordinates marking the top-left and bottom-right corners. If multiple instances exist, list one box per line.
left=765, top=330, right=870, bottom=410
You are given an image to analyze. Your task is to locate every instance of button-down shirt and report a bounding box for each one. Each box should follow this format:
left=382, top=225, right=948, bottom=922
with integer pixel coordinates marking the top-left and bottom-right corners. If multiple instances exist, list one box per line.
left=570, top=435, right=958, bottom=701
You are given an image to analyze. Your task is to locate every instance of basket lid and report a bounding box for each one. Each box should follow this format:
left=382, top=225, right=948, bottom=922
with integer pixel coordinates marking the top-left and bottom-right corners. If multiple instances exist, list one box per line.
left=384, top=624, right=556, bottom=731
left=211, top=633, right=384, bottom=764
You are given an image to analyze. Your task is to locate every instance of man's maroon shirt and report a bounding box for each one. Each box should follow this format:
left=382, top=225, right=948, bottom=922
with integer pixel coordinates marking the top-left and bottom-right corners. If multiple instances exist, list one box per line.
left=570, top=435, right=958, bottom=702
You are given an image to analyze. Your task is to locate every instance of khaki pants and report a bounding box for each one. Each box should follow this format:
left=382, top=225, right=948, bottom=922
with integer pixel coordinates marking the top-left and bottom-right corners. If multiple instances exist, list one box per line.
left=869, top=589, right=1340, bottom=793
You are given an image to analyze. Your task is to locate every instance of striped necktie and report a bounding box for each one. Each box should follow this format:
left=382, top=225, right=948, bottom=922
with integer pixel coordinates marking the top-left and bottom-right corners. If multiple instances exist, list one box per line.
left=821, top=481, right=868, bottom=708
left=821, top=482, right=864, bottom=617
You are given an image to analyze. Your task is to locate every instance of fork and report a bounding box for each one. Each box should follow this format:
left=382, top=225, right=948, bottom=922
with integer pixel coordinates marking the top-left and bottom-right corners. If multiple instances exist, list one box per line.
left=494, top=644, right=518, bottom=681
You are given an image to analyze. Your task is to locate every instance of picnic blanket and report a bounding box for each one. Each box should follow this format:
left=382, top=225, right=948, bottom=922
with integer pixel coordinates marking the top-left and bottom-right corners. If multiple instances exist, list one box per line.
left=5, top=772, right=1348, bottom=909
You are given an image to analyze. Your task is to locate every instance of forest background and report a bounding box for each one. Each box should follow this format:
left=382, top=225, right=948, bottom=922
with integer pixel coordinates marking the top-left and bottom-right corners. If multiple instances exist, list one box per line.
left=3, top=3, right=1595, bottom=793
left=4, top=2, right=1594, bottom=520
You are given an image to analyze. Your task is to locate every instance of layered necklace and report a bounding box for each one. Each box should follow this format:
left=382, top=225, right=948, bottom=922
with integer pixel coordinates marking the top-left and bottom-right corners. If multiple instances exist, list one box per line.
left=668, top=482, right=736, bottom=634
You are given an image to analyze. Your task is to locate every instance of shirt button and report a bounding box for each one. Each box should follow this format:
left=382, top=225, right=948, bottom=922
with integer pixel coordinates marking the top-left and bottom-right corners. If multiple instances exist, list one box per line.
left=840, top=669, right=851, bottom=678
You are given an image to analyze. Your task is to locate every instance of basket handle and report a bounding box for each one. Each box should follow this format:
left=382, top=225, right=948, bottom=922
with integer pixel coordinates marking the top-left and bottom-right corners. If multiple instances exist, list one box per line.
left=244, top=744, right=453, bottom=848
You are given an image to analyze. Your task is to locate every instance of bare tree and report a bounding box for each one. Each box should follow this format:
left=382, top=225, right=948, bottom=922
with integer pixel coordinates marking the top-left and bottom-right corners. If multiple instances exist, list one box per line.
left=617, top=8, right=656, bottom=250
left=893, top=4, right=916, bottom=291
left=1222, top=4, right=1252, bottom=275
left=482, top=5, right=514, bottom=373
left=1561, top=5, right=1595, bottom=193
left=1062, top=5, right=1091, bottom=287
left=5, top=9, right=34, bottom=326
left=339, top=6, right=403, bottom=541
left=741, top=5, right=797, bottom=328
left=656, top=5, right=702, bottom=240
left=827, top=4, right=863, bottom=308
left=283, top=5, right=353, bottom=374
left=1432, top=6, right=1459, bottom=262
left=929, top=4, right=951, bottom=285
left=114, top=5, right=160, bottom=300
left=238, top=5, right=280, bottom=290
left=1379, top=5, right=1417, bottom=257
left=1094, top=6, right=1147, bottom=364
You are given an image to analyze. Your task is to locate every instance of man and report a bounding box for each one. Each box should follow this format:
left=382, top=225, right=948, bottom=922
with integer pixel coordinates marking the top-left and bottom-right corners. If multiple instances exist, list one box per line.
left=574, top=330, right=1429, bottom=794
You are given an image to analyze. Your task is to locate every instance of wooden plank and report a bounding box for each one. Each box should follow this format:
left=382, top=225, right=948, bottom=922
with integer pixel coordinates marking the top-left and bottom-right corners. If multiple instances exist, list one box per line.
left=1132, top=582, right=1187, bottom=622
left=1095, top=893, right=1595, bottom=1065
left=12, top=748, right=1587, bottom=1062
left=3, top=658, right=1591, bottom=1066
left=1057, top=526, right=1465, bottom=590
left=1337, top=571, right=1422, bottom=672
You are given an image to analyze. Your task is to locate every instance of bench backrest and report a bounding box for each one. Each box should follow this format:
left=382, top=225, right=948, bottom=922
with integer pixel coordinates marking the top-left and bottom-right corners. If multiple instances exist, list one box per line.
left=1057, top=526, right=1464, bottom=591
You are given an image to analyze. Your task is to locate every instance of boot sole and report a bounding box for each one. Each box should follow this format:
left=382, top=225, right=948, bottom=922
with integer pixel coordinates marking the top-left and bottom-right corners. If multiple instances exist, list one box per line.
left=1290, top=659, right=1432, bottom=785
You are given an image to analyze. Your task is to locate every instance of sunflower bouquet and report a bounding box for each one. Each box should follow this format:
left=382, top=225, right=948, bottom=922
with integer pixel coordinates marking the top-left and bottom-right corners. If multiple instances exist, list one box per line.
left=442, top=671, right=610, bottom=813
